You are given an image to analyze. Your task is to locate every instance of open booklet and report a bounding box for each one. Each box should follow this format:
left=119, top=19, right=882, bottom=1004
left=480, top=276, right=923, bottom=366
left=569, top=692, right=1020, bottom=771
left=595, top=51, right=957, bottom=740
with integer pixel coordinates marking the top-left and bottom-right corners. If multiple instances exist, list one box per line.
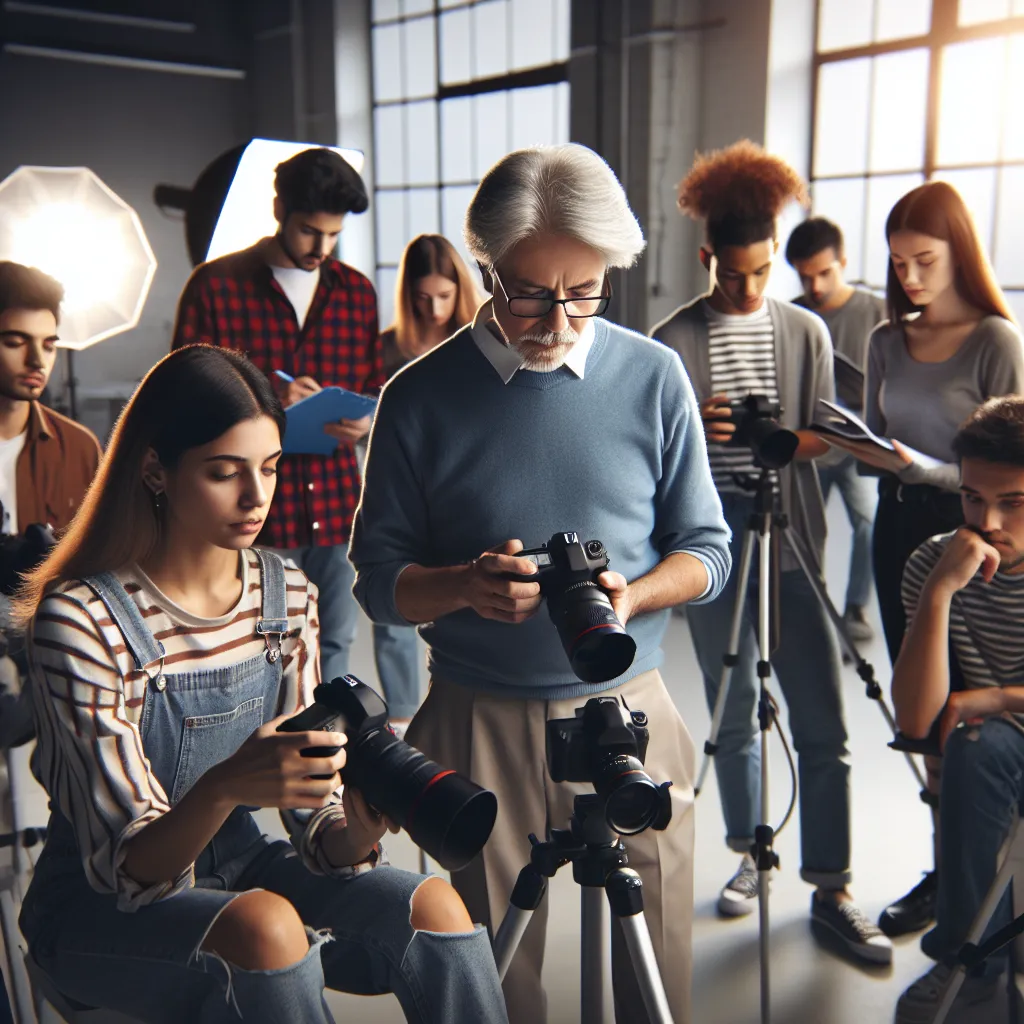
left=810, top=398, right=895, bottom=453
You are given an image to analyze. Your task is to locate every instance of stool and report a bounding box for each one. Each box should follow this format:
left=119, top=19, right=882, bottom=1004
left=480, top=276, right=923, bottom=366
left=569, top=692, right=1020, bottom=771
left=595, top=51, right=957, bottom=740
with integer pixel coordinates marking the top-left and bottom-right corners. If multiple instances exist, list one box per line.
left=932, top=812, right=1024, bottom=1023
left=24, top=952, right=143, bottom=1024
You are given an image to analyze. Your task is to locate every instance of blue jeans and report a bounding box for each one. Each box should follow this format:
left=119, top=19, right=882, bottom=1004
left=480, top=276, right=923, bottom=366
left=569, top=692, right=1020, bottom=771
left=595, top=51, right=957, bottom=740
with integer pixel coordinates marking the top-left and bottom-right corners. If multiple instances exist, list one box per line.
left=281, top=544, right=423, bottom=718
left=921, top=717, right=1024, bottom=978
left=686, top=494, right=852, bottom=887
left=817, top=454, right=875, bottom=610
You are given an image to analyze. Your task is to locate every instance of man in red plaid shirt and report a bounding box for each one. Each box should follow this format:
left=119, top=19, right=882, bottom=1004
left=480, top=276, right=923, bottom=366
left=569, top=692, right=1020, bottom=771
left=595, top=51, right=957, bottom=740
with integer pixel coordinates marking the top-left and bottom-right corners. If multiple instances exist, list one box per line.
left=171, top=147, right=399, bottom=697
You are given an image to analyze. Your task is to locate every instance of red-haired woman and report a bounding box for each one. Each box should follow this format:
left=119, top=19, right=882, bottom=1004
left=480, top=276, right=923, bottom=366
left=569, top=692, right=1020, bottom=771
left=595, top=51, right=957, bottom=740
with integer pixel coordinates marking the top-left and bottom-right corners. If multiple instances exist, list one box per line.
left=824, top=180, right=1024, bottom=939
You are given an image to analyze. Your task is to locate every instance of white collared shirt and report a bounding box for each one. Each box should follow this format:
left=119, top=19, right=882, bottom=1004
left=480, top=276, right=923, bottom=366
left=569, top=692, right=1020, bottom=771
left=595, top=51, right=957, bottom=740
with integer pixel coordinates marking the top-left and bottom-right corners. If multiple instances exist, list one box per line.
left=470, top=300, right=596, bottom=384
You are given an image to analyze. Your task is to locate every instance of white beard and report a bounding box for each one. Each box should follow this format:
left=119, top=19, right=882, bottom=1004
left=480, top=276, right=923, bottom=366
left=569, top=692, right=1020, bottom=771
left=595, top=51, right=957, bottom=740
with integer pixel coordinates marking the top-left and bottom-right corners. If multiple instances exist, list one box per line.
left=512, top=327, right=578, bottom=372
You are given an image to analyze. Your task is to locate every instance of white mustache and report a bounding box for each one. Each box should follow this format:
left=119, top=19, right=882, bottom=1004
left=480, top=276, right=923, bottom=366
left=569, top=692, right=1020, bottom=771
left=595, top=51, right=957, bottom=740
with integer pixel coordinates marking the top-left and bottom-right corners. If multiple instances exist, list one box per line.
left=516, top=327, right=578, bottom=348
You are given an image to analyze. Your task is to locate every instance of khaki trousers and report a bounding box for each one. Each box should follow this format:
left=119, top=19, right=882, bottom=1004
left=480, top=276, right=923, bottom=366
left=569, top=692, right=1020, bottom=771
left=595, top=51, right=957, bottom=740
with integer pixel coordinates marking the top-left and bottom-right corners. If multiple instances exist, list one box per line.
left=405, top=669, right=695, bottom=1024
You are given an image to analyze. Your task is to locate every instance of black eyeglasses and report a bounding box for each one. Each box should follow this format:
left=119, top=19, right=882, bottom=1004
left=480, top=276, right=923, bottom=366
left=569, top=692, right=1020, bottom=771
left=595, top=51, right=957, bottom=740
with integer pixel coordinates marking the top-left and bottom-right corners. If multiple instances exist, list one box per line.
left=491, top=269, right=612, bottom=319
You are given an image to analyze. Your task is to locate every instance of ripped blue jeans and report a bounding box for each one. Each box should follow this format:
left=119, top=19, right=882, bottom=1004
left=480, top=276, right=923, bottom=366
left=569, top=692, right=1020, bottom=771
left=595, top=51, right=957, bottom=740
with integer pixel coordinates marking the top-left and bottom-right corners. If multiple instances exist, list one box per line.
left=20, top=836, right=508, bottom=1023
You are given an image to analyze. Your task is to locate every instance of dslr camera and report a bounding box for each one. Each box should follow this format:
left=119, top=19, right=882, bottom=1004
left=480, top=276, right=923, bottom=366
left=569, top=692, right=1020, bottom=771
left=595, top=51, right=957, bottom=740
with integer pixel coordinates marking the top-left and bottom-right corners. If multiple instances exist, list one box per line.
left=547, top=696, right=672, bottom=836
left=509, top=531, right=636, bottom=683
left=277, top=675, right=497, bottom=871
left=726, top=394, right=800, bottom=470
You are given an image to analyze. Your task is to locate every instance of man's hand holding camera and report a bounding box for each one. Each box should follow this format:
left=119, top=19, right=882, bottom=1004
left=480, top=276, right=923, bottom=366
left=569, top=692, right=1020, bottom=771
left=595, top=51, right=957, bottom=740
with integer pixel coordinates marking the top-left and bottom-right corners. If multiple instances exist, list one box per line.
left=700, top=393, right=735, bottom=445
left=463, top=539, right=544, bottom=623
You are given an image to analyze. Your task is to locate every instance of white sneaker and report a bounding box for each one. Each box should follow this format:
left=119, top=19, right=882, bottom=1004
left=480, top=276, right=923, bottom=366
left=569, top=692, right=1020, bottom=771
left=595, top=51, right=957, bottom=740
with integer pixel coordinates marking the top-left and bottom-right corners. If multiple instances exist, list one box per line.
left=718, top=854, right=759, bottom=917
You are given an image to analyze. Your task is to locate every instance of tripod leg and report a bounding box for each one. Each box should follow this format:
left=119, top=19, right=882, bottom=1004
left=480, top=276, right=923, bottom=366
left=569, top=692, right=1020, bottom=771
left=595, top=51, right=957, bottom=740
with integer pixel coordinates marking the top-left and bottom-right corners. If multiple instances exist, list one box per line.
left=581, top=886, right=615, bottom=1024
left=696, top=526, right=756, bottom=797
left=493, top=864, right=548, bottom=982
left=756, top=518, right=774, bottom=1024
left=605, top=868, right=675, bottom=1024
left=781, top=529, right=928, bottom=794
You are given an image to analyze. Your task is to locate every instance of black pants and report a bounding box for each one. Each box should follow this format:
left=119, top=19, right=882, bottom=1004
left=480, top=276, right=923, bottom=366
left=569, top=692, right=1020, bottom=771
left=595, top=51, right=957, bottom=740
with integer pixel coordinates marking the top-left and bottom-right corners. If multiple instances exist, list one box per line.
left=872, top=478, right=964, bottom=665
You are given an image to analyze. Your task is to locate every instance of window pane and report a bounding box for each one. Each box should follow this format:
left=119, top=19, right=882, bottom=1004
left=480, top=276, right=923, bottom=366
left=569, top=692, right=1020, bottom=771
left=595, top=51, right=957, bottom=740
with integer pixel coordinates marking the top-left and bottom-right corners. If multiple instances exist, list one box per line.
left=875, top=0, right=931, bottom=41
left=405, top=100, right=438, bottom=185
left=869, top=49, right=928, bottom=172
left=814, top=59, right=870, bottom=177
left=938, top=38, right=1004, bottom=166
left=958, top=0, right=1010, bottom=24
left=374, top=105, right=406, bottom=187
left=373, top=24, right=403, bottom=103
left=376, top=190, right=407, bottom=266
left=812, top=177, right=867, bottom=284
left=408, top=187, right=440, bottom=240
left=372, top=0, right=400, bottom=23
left=817, top=0, right=872, bottom=52
left=440, top=97, right=473, bottom=182
left=553, top=80, right=570, bottom=142
left=474, top=91, right=509, bottom=179
left=553, top=0, right=570, bottom=61
left=1006, top=291, right=1024, bottom=324
left=511, top=84, right=557, bottom=149
left=404, top=0, right=434, bottom=15
left=995, top=167, right=1024, bottom=284
left=404, top=16, right=437, bottom=100
left=1004, top=35, right=1024, bottom=161
left=377, top=267, right=398, bottom=331
left=933, top=168, right=997, bottom=258
left=440, top=8, right=472, bottom=85
left=440, top=0, right=462, bottom=6
left=474, top=1, right=509, bottom=80
left=864, top=174, right=924, bottom=288
left=442, top=185, right=477, bottom=270
left=511, top=0, right=554, bottom=70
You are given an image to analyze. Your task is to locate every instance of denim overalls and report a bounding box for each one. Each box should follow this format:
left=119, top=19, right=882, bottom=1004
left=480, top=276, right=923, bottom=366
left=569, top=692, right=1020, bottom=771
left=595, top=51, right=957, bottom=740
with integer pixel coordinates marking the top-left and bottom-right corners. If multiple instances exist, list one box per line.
left=20, top=551, right=507, bottom=1024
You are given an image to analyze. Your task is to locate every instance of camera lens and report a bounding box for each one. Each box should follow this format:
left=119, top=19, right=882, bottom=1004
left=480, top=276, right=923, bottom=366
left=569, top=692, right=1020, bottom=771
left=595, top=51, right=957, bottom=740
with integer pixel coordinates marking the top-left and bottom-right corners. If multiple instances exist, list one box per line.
left=549, top=582, right=636, bottom=683
left=593, top=753, right=661, bottom=835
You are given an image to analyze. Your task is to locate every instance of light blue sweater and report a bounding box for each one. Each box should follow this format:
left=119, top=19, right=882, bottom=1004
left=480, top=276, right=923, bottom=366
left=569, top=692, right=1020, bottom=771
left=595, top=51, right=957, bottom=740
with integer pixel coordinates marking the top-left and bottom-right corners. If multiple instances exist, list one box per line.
left=349, top=318, right=732, bottom=700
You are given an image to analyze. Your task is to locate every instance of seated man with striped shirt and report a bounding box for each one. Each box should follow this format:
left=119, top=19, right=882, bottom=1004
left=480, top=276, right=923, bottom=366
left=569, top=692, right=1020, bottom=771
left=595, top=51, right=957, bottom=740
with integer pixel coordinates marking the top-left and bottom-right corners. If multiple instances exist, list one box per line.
left=894, top=396, right=1024, bottom=1023
left=652, top=140, right=891, bottom=965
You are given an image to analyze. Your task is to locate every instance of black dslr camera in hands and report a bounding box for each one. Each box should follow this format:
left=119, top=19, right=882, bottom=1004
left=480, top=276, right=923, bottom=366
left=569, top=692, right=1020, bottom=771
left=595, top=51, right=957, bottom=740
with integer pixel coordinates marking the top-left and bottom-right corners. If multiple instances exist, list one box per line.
left=277, top=675, right=497, bottom=871
left=547, top=696, right=672, bottom=836
left=726, top=394, right=800, bottom=470
left=508, top=532, right=636, bottom=684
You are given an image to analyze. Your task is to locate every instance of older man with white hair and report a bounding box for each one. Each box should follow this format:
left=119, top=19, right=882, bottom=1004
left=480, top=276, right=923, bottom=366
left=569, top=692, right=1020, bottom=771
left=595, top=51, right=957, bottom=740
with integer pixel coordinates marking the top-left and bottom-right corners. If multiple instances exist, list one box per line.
left=350, top=144, right=731, bottom=1024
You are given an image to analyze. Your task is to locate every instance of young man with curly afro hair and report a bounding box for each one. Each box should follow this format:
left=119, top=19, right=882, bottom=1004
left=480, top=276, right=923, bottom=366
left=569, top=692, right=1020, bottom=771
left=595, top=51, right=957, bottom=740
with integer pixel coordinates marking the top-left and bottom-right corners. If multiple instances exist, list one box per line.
left=651, top=140, right=892, bottom=966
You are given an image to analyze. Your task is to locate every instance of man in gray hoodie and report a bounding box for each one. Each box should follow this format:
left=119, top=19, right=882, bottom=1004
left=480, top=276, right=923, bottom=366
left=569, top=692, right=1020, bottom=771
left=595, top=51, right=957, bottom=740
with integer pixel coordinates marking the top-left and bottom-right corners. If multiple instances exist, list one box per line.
left=652, top=140, right=891, bottom=966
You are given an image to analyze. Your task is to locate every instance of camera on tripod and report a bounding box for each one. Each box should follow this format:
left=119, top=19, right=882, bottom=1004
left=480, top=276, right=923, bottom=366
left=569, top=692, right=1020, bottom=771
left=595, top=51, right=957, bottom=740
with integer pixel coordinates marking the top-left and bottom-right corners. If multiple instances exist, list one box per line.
left=508, top=531, right=636, bottom=683
left=726, top=394, right=799, bottom=470
left=277, top=675, right=497, bottom=871
left=547, top=696, right=672, bottom=836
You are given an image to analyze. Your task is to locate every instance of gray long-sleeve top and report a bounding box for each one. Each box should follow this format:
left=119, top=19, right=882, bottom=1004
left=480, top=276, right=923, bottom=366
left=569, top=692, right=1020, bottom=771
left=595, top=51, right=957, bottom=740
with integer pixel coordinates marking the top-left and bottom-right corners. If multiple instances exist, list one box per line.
left=865, top=316, right=1024, bottom=492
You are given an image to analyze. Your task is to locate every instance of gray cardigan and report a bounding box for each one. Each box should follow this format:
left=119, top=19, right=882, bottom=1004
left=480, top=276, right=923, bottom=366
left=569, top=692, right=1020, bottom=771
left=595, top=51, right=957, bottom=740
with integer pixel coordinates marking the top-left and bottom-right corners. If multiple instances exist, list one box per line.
left=650, top=296, right=836, bottom=572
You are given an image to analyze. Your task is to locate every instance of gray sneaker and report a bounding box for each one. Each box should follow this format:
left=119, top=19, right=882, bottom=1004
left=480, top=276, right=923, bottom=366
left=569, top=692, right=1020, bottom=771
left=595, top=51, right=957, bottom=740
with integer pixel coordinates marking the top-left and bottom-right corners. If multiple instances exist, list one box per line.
left=717, top=854, right=759, bottom=917
left=894, top=963, right=999, bottom=1024
left=811, top=895, right=892, bottom=964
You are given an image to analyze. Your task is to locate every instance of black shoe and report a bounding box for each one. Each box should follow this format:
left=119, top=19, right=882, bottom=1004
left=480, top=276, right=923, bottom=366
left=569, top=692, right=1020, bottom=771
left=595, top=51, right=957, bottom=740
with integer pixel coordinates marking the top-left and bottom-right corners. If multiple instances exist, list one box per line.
left=810, top=895, right=892, bottom=965
left=878, top=871, right=938, bottom=937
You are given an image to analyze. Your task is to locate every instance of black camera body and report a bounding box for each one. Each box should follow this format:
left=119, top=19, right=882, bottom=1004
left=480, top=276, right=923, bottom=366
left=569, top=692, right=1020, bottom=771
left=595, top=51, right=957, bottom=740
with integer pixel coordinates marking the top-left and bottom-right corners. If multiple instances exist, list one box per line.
left=277, top=675, right=496, bottom=871
left=511, top=532, right=636, bottom=683
left=726, top=394, right=799, bottom=470
left=547, top=696, right=672, bottom=835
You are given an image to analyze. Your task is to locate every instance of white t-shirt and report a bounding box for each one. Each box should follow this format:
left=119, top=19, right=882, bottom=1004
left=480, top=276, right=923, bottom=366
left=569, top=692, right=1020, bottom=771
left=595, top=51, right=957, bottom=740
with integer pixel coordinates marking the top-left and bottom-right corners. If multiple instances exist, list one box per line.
left=271, top=266, right=320, bottom=329
left=0, top=431, right=27, bottom=535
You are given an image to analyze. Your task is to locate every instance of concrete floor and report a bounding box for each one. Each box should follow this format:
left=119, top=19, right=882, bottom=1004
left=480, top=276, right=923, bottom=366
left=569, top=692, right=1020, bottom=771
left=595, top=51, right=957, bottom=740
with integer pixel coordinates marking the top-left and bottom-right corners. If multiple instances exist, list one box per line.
left=6, top=492, right=1020, bottom=1024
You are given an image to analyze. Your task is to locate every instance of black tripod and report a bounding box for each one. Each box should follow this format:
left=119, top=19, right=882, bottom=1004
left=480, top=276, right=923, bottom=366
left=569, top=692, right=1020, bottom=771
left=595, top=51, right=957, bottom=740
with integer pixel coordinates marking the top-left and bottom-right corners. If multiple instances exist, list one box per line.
left=491, top=793, right=674, bottom=1024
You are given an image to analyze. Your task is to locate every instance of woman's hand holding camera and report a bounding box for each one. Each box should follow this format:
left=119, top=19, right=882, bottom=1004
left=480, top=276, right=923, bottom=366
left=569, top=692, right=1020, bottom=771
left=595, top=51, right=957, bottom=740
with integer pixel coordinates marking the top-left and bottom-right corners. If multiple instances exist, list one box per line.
left=205, top=711, right=348, bottom=810
left=463, top=539, right=543, bottom=624
left=700, top=393, right=735, bottom=445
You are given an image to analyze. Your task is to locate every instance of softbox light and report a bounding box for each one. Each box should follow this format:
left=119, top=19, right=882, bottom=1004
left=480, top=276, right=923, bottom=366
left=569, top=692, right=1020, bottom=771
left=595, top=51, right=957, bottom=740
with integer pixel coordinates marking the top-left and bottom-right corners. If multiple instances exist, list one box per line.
left=155, top=139, right=365, bottom=268
left=0, top=166, right=157, bottom=351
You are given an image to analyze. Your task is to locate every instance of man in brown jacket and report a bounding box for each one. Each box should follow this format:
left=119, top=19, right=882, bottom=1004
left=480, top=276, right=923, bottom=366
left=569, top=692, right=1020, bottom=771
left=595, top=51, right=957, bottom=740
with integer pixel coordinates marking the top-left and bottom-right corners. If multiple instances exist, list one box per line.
left=0, top=262, right=101, bottom=536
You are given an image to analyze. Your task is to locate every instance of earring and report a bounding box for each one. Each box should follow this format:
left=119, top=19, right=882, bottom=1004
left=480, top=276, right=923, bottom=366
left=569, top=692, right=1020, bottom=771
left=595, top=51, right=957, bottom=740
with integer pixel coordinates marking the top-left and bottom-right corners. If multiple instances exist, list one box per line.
left=150, top=489, right=165, bottom=513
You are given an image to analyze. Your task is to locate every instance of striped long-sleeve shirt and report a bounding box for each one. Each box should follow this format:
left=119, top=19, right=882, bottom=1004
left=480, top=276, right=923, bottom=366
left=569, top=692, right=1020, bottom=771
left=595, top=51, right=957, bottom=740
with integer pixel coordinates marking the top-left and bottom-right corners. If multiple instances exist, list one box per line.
left=28, top=549, right=348, bottom=911
left=902, top=532, right=1024, bottom=730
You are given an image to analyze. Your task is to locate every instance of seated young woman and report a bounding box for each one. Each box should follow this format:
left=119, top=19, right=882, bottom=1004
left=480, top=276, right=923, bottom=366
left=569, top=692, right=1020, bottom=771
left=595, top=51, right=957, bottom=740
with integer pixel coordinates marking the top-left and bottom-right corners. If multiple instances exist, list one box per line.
left=14, top=344, right=507, bottom=1024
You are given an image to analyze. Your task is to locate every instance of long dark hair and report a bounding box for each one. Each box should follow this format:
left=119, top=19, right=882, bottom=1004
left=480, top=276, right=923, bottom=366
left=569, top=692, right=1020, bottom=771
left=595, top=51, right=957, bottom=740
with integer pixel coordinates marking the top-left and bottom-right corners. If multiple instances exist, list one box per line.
left=14, top=345, right=285, bottom=626
left=885, top=181, right=1014, bottom=325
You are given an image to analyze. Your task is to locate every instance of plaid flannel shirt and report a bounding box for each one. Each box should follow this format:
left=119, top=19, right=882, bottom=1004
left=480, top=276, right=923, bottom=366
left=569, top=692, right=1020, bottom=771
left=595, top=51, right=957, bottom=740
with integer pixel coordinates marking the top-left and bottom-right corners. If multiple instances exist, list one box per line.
left=172, top=240, right=384, bottom=549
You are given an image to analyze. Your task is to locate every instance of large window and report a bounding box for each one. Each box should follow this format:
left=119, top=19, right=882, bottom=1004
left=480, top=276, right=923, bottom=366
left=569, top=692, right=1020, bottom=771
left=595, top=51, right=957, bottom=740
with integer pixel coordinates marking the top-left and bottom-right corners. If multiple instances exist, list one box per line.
left=370, top=0, right=570, bottom=326
left=812, top=0, right=1024, bottom=317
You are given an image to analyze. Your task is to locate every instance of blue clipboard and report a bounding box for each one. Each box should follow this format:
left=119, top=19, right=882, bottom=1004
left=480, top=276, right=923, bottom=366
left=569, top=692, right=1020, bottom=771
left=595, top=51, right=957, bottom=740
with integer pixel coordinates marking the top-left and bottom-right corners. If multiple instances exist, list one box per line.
left=282, top=387, right=378, bottom=456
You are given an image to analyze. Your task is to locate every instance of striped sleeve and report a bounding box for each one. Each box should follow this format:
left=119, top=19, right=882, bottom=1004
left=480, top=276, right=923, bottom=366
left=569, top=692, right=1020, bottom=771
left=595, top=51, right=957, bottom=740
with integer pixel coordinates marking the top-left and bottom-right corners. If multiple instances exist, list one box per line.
left=28, top=591, right=193, bottom=911
left=901, top=536, right=945, bottom=625
left=275, top=578, right=369, bottom=876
